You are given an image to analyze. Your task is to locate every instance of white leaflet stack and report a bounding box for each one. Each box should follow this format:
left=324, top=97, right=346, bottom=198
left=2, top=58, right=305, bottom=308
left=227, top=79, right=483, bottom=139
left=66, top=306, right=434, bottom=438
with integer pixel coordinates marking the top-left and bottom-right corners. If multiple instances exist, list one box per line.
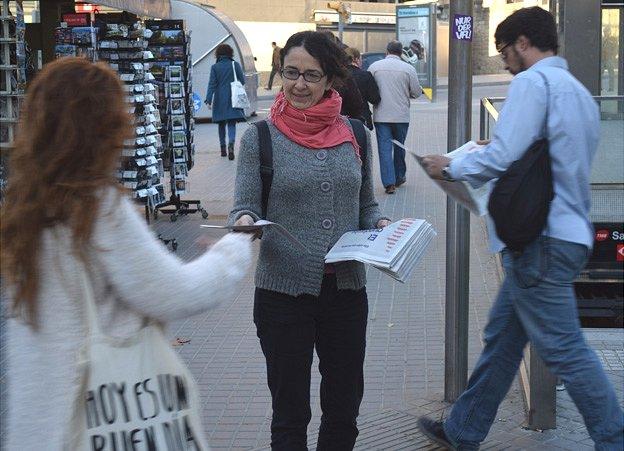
left=325, top=219, right=437, bottom=283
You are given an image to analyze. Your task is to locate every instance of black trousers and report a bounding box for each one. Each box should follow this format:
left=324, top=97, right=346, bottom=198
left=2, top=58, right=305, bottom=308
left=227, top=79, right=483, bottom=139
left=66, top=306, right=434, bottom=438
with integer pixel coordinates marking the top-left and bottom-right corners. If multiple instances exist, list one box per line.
left=254, top=275, right=368, bottom=451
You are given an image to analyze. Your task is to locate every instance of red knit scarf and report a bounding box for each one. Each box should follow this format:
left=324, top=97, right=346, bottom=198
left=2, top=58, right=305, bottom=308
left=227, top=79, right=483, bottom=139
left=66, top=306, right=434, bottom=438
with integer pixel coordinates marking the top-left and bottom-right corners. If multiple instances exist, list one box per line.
left=269, top=90, right=361, bottom=161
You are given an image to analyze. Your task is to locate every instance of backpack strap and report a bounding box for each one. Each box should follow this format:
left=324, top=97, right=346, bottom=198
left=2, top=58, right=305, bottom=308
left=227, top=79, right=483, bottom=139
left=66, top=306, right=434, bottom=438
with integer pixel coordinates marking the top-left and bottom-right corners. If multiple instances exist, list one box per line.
left=255, top=118, right=367, bottom=219
left=348, top=117, right=367, bottom=176
left=254, top=120, right=273, bottom=219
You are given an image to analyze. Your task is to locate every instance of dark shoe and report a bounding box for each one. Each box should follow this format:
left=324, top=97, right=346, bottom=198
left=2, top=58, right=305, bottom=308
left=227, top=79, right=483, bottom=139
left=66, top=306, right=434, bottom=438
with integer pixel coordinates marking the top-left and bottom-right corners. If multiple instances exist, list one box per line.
left=220, top=145, right=227, bottom=157
left=385, top=184, right=396, bottom=194
left=396, top=177, right=406, bottom=187
left=228, top=143, right=235, bottom=160
left=417, top=417, right=456, bottom=450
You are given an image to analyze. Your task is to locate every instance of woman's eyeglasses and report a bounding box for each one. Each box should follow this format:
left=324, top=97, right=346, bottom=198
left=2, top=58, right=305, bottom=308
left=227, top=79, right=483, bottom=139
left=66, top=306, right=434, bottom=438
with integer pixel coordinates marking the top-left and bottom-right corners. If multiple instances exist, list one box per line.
left=281, top=67, right=326, bottom=83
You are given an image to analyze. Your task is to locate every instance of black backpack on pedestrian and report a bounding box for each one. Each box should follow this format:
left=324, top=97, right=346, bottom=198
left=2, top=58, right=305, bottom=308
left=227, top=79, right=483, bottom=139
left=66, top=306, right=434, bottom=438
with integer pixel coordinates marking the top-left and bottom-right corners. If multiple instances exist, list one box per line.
left=253, top=118, right=368, bottom=219
left=487, top=71, right=554, bottom=253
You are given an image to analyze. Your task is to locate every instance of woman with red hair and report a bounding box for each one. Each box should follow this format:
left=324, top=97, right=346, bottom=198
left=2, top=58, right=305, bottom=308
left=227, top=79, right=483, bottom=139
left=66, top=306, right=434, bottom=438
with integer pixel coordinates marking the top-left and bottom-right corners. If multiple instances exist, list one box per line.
left=1, top=57, right=252, bottom=449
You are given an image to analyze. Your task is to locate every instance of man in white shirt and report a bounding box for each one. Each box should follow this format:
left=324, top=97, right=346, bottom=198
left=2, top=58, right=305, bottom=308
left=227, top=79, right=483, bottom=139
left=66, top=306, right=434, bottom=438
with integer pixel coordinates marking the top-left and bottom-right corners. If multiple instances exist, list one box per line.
left=368, top=41, right=422, bottom=194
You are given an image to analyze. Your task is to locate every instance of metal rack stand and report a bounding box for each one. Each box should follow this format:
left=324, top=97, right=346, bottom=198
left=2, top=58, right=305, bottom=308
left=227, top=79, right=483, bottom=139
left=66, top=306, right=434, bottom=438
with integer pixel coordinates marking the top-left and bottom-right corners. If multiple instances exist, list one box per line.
left=1, top=0, right=25, bottom=150
left=1, top=0, right=25, bottom=197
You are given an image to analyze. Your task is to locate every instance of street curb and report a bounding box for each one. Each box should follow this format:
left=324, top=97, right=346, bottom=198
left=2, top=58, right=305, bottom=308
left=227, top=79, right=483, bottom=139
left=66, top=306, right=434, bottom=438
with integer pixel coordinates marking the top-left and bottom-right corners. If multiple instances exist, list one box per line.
left=256, top=81, right=510, bottom=102
left=437, top=81, right=511, bottom=89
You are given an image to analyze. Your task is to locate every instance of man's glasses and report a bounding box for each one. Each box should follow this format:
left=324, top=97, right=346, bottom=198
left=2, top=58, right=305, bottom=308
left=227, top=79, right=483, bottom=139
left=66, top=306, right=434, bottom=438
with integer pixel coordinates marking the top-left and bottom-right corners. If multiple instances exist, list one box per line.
left=497, top=41, right=514, bottom=61
left=281, top=67, right=326, bottom=83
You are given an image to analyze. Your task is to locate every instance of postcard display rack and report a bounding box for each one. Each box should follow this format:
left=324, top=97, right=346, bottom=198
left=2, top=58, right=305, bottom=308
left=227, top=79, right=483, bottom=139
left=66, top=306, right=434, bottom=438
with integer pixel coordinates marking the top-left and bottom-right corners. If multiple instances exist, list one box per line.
left=145, top=19, right=206, bottom=222
left=54, top=18, right=167, bottom=215
left=101, top=21, right=167, bottom=211
left=1, top=0, right=26, bottom=195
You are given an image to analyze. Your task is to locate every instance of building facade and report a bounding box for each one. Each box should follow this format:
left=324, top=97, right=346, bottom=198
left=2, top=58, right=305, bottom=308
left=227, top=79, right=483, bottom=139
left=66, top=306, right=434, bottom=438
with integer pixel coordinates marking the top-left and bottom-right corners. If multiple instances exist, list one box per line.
left=206, top=0, right=550, bottom=79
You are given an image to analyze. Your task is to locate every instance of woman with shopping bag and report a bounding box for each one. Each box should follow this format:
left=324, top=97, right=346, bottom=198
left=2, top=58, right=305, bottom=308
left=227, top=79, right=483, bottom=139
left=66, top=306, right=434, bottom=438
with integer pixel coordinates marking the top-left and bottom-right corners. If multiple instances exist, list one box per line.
left=1, top=57, right=253, bottom=450
left=205, top=43, right=247, bottom=160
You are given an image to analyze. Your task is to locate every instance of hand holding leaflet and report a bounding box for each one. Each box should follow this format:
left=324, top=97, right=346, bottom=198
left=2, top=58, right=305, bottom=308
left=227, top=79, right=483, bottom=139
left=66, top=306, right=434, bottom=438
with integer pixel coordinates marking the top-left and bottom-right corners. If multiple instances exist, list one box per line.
left=392, top=140, right=491, bottom=216
left=201, top=220, right=309, bottom=253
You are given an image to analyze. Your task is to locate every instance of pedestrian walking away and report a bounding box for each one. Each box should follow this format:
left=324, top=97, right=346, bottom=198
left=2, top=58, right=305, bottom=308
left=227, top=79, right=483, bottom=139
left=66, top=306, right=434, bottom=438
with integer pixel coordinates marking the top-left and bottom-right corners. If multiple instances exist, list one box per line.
left=266, top=41, right=282, bottom=90
left=1, top=57, right=253, bottom=450
left=368, top=40, right=422, bottom=194
left=344, top=47, right=381, bottom=130
left=229, top=30, right=390, bottom=451
left=419, top=7, right=624, bottom=450
left=205, top=43, right=246, bottom=160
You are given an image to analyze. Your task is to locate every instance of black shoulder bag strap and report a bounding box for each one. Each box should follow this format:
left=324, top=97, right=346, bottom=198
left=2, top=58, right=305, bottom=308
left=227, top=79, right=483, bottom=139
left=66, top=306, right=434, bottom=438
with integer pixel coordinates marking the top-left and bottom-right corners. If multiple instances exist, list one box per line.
left=536, top=70, right=552, bottom=237
left=254, top=118, right=368, bottom=219
left=254, top=120, right=273, bottom=219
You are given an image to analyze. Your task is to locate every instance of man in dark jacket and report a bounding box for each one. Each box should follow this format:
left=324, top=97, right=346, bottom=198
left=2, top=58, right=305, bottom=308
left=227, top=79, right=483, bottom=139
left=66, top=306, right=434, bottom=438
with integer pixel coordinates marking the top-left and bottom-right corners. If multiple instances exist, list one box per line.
left=345, top=47, right=381, bottom=130
left=266, top=42, right=281, bottom=90
left=336, top=74, right=366, bottom=122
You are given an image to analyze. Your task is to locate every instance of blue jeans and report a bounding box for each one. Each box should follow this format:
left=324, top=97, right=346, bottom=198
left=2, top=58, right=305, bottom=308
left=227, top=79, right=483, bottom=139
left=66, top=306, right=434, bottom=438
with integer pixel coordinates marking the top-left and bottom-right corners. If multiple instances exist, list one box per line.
left=444, top=237, right=623, bottom=450
left=218, top=119, right=237, bottom=146
left=374, top=122, right=409, bottom=188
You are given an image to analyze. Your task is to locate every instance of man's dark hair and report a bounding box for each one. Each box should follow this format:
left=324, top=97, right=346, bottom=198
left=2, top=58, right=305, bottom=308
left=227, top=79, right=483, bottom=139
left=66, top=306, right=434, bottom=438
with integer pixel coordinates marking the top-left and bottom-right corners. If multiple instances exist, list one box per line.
left=271, top=41, right=276, bottom=46
left=280, top=31, right=349, bottom=87
left=495, top=7, right=558, bottom=53
left=387, top=40, right=403, bottom=56
left=215, top=43, right=234, bottom=58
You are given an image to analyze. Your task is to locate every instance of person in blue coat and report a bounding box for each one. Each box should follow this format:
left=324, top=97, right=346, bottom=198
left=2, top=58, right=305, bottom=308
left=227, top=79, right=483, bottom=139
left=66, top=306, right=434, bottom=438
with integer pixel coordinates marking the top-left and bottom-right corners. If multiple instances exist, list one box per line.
left=205, top=44, right=246, bottom=160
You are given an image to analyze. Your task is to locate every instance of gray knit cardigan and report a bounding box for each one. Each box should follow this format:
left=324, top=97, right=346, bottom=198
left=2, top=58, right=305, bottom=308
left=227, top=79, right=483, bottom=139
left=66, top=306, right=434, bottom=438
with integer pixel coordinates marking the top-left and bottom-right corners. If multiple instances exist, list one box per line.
left=228, top=119, right=389, bottom=297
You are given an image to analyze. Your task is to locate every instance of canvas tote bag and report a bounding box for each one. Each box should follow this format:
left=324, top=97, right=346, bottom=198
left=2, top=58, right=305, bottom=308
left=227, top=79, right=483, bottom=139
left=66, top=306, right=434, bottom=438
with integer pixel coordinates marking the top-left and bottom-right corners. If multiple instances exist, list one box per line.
left=65, top=268, right=210, bottom=450
left=230, top=61, right=250, bottom=109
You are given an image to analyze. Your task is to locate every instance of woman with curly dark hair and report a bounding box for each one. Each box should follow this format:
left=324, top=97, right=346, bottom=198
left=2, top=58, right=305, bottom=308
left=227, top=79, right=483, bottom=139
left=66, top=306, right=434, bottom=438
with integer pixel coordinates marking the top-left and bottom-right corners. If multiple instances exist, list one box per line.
left=1, top=57, right=252, bottom=449
left=229, top=31, right=390, bottom=450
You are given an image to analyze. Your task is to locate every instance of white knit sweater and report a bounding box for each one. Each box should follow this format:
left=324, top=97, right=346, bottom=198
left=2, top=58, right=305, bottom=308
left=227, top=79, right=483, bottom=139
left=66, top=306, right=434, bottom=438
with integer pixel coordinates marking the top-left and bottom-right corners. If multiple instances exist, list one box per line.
left=5, top=188, right=252, bottom=450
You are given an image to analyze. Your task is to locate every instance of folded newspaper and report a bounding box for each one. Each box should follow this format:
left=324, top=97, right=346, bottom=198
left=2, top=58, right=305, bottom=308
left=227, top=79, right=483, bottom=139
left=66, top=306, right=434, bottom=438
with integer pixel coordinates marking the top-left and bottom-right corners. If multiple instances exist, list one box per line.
left=392, top=140, right=492, bottom=216
left=325, top=219, right=436, bottom=283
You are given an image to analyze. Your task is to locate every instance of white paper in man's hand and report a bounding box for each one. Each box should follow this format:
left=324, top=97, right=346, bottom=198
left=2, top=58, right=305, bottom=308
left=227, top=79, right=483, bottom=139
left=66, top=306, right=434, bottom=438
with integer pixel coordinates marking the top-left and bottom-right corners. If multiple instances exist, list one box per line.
left=392, top=140, right=491, bottom=216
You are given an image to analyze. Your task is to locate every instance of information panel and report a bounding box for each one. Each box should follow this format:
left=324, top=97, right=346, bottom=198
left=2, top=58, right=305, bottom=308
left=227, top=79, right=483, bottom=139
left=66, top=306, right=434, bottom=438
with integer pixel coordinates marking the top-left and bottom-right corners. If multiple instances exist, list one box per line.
left=396, top=3, right=436, bottom=100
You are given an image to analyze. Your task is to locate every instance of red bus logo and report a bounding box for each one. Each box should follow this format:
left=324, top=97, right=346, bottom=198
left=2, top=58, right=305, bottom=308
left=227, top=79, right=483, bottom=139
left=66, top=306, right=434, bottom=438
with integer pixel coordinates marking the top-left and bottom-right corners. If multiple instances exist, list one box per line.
left=595, top=230, right=609, bottom=241
left=617, top=244, right=624, bottom=262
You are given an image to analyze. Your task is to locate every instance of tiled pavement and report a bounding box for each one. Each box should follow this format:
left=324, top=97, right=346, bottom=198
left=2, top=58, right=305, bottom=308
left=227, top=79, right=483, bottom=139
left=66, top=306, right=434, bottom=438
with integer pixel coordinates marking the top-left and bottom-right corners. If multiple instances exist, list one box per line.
left=148, top=92, right=623, bottom=450
left=1, top=89, right=622, bottom=450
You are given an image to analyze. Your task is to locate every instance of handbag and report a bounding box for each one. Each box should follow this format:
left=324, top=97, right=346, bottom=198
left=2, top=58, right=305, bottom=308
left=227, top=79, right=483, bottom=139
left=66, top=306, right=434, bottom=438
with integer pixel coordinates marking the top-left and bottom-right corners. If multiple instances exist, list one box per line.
left=65, top=267, right=210, bottom=450
left=230, top=61, right=250, bottom=109
left=487, top=71, right=554, bottom=253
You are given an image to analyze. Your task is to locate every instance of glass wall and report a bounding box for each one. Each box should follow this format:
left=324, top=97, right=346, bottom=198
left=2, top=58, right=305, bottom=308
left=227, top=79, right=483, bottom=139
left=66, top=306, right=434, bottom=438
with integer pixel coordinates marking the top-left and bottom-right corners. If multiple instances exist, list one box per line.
left=601, top=6, right=621, bottom=96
